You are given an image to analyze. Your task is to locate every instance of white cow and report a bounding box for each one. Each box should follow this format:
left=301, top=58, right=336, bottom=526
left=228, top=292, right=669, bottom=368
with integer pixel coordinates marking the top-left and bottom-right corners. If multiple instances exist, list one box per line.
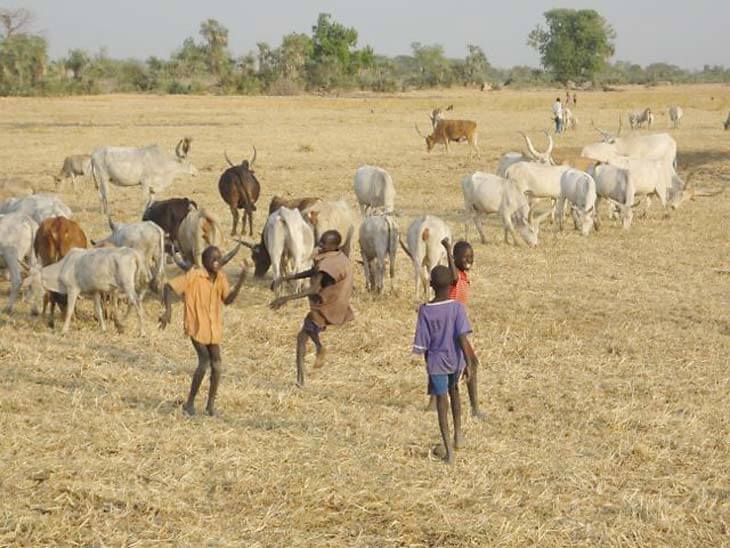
left=668, top=106, right=684, bottom=128
left=462, top=172, right=551, bottom=247
left=0, top=177, right=35, bottom=202
left=589, top=163, right=635, bottom=229
left=0, top=213, right=38, bottom=313
left=23, top=247, right=149, bottom=334
left=91, top=138, right=198, bottom=214
left=607, top=157, right=673, bottom=216
left=94, top=218, right=166, bottom=293
left=177, top=208, right=224, bottom=268
left=582, top=130, right=677, bottom=168
left=265, top=207, right=315, bottom=295
left=353, top=165, right=396, bottom=214
left=629, top=108, right=653, bottom=129
left=301, top=199, right=358, bottom=256
left=504, top=161, right=570, bottom=221
left=0, top=194, right=72, bottom=223
left=556, top=169, right=597, bottom=236
left=401, top=215, right=451, bottom=301
left=358, top=213, right=398, bottom=294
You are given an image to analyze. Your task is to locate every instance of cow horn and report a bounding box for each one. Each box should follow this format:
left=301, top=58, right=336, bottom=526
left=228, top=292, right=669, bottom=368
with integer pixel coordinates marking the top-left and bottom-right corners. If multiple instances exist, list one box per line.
left=414, top=123, right=427, bottom=138
left=542, top=130, right=554, bottom=158
left=220, top=242, right=242, bottom=266
left=224, top=151, right=234, bottom=167
left=107, top=215, right=116, bottom=231
left=519, top=131, right=540, bottom=160
left=692, top=188, right=724, bottom=197
left=249, top=146, right=257, bottom=167
left=617, top=115, right=623, bottom=137
left=175, top=139, right=184, bottom=159
left=183, top=137, right=192, bottom=156
left=591, top=120, right=612, bottom=141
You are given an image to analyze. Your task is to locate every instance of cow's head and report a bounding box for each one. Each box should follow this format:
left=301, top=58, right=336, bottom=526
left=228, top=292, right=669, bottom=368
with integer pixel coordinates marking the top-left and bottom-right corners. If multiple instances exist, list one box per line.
left=571, top=205, right=595, bottom=236
left=175, top=138, right=198, bottom=177
left=520, top=131, right=554, bottom=164
left=415, top=123, right=436, bottom=152
left=224, top=146, right=256, bottom=170
left=21, top=265, right=44, bottom=313
left=238, top=239, right=271, bottom=278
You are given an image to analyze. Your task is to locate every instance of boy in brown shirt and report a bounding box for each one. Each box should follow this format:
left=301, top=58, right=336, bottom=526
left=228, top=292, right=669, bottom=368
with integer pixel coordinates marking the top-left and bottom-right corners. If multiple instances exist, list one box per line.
left=270, top=230, right=354, bottom=387
left=159, top=245, right=247, bottom=416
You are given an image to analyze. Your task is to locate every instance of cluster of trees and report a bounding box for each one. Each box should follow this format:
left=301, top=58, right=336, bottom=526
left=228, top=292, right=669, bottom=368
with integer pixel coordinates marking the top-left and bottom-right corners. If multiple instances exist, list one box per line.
left=1, top=8, right=729, bottom=97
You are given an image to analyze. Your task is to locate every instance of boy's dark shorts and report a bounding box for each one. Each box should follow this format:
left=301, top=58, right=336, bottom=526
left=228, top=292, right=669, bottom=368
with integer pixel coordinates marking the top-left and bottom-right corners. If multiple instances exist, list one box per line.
left=428, top=372, right=459, bottom=396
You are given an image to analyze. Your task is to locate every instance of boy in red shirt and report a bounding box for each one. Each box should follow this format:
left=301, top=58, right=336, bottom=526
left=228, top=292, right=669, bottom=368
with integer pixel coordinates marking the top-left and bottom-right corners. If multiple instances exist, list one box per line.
left=440, top=238, right=485, bottom=420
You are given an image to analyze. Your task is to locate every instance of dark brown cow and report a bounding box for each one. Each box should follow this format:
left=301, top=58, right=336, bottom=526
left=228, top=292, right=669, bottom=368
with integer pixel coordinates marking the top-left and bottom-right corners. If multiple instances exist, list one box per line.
left=33, top=216, right=88, bottom=327
left=415, top=119, right=480, bottom=158
left=268, top=195, right=321, bottom=215
left=219, top=148, right=261, bottom=236
left=142, top=197, right=197, bottom=249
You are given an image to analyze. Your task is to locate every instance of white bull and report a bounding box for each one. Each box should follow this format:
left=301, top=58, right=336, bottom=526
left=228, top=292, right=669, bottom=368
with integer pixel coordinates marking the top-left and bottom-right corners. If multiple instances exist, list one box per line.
left=462, top=172, right=546, bottom=246
left=668, top=106, right=684, bottom=128
left=265, top=207, right=315, bottom=295
left=23, top=247, right=149, bottom=334
left=556, top=169, right=597, bottom=236
left=0, top=194, right=72, bottom=223
left=0, top=213, right=38, bottom=313
left=358, top=213, right=398, bottom=294
left=177, top=207, right=224, bottom=268
left=353, top=165, right=396, bottom=214
left=583, top=126, right=677, bottom=167
left=629, top=108, right=653, bottom=129
left=91, top=138, right=197, bottom=214
left=400, top=215, right=451, bottom=301
left=589, top=163, right=635, bottom=230
left=504, top=161, right=570, bottom=221
left=95, top=218, right=166, bottom=294
left=496, top=132, right=555, bottom=177
left=301, top=199, right=358, bottom=257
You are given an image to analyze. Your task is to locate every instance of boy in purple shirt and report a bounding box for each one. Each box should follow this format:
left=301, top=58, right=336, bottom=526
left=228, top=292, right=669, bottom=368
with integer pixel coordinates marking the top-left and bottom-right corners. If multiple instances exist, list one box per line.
left=412, top=265, right=478, bottom=464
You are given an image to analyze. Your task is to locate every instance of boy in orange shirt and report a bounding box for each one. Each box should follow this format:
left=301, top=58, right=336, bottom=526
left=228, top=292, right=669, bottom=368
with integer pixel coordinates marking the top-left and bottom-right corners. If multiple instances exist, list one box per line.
left=159, top=246, right=247, bottom=417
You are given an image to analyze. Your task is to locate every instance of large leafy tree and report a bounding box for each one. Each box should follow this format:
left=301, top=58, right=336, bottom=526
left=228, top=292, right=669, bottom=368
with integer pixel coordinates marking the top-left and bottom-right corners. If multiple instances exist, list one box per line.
left=528, top=9, right=615, bottom=83
left=199, top=18, right=230, bottom=76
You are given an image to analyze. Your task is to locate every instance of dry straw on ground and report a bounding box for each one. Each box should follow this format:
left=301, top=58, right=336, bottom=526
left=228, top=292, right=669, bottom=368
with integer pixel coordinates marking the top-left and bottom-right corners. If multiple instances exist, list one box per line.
left=0, top=85, right=728, bottom=545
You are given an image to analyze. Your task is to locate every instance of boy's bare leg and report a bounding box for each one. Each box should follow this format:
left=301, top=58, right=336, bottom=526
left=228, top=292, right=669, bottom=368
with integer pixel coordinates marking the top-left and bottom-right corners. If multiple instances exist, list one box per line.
left=296, top=328, right=308, bottom=388
left=310, top=331, right=326, bottom=369
left=466, top=363, right=486, bottom=420
left=206, top=345, right=222, bottom=416
left=436, top=394, right=454, bottom=464
left=450, top=383, right=464, bottom=450
left=184, top=339, right=210, bottom=416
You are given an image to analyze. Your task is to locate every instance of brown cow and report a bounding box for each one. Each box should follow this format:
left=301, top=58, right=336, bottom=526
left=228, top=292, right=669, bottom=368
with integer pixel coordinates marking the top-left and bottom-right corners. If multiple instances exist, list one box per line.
left=268, top=195, right=321, bottom=215
left=219, top=148, right=261, bottom=236
left=415, top=119, right=480, bottom=158
left=33, top=216, right=88, bottom=327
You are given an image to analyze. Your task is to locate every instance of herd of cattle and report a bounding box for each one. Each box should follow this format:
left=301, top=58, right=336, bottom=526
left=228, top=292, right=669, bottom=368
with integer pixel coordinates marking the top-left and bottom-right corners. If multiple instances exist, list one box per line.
left=0, top=104, right=726, bottom=333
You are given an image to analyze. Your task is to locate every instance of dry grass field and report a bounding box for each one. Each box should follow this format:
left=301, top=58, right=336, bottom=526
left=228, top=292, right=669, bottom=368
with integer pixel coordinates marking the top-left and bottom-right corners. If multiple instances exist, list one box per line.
left=0, top=85, right=729, bottom=546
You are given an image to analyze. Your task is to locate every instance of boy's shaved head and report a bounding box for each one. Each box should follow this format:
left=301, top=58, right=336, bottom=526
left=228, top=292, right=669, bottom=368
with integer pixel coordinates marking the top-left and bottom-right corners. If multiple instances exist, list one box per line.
left=430, top=265, right=453, bottom=290
left=453, top=241, right=472, bottom=258
left=319, top=230, right=342, bottom=252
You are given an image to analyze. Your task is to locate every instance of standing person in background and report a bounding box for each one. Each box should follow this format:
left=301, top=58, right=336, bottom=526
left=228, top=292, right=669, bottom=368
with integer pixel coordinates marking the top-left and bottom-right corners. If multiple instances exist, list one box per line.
left=552, top=97, right=564, bottom=134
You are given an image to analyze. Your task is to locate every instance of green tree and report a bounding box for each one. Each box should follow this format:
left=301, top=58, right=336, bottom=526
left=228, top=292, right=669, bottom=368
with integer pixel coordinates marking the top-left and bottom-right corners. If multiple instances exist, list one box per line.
left=0, top=33, right=48, bottom=93
left=410, top=42, right=453, bottom=87
left=528, top=9, right=615, bottom=83
left=199, top=18, right=230, bottom=76
left=462, top=44, right=490, bottom=85
left=66, top=48, right=90, bottom=80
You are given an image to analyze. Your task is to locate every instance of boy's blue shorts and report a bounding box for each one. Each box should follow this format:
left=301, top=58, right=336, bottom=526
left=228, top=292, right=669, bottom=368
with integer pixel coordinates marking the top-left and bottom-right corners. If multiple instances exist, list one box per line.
left=428, top=372, right=459, bottom=396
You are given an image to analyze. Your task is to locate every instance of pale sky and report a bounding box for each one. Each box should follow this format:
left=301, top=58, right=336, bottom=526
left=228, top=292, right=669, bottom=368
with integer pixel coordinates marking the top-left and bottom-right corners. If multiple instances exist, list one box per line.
left=15, top=0, right=730, bottom=69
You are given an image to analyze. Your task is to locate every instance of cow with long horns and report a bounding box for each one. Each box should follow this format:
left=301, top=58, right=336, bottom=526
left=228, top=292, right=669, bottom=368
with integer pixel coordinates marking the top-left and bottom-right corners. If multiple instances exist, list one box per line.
left=218, top=147, right=261, bottom=236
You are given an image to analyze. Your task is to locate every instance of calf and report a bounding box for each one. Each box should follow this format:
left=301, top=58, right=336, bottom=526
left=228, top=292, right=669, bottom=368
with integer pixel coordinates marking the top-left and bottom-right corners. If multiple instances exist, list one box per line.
left=400, top=215, right=452, bottom=301
left=54, top=154, right=92, bottom=191
left=219, top=149, right=261, bottom=236
left=556, top=169, right=597, bottom=236
left=358, top=213, right=398, bottom=294
left=23, top=247, right=149, bottom=334
left=0, top=212, right=38, bottom=313
left=34, top=216, right=88, bottom=326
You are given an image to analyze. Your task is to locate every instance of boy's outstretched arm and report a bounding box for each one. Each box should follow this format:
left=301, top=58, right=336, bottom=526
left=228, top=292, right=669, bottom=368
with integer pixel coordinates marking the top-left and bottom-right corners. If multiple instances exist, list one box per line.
left=442, top=238, right=458, bottom=284
left=269, top=273, right=323, bottom=310
left=224, top=263, right=249, bottom=305
left=270, top=267, right=317, bottom=292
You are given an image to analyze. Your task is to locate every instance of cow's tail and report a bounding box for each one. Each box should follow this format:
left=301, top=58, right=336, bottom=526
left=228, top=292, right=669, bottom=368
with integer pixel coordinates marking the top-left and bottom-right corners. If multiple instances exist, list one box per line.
left=134, top=248, right=152, bottom=288
left=387, top=216, right=398, bottom=279
left=398, top=235, right=413, bottom=261
left=155, top=224, right=166, bottom=289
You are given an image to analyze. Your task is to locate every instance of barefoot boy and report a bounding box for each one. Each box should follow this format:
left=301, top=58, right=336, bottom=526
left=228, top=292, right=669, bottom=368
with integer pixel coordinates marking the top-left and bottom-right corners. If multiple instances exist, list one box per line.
left=159, top=245, right=247, bottom=416
left=413, top=265, right=476, bottom=463
left=269, top=230, right=354, bottom=387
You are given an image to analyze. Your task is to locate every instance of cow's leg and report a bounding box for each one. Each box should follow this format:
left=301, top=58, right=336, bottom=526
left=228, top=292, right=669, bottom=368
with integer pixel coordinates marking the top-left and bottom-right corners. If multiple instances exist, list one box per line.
left=140, top=182, right=153, bottom=215
left=376, top=255, right=385, bottom=294
left=230, top=205, right=239, bottom=236
left=556, top=197, right=565, bottom=232
left=420, top=264, right=430, bottom=300
left=474, top=214, right=488, bottom=244
left=62, top=289, right=80, bottom=333
left=93, top=292, right=107, bottom=332
left=247, top=207, right=254, bottom=237
left=97, top=175, right=110, bottom=214
left=413, top=262, right=421, bottom=302
left=71, top=173, right=77, bottom=193
left=361, top=250, right=372, bottom=292
left=3, top=254, right=21, bottom=314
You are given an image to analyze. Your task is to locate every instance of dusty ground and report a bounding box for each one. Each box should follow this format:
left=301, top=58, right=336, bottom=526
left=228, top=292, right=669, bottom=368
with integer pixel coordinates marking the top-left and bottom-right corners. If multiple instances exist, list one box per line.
left=0, top=85, right=729, bottom=545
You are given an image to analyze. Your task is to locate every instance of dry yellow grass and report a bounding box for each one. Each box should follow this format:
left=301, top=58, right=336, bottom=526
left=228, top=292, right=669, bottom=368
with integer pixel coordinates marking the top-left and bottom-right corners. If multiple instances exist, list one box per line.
left=0, top=85, right=729, bottom=546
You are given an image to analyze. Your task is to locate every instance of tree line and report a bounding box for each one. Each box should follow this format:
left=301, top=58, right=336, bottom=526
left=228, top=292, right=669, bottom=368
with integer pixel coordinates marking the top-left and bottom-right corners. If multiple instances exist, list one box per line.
left=1, top=8, right=729, bottom=97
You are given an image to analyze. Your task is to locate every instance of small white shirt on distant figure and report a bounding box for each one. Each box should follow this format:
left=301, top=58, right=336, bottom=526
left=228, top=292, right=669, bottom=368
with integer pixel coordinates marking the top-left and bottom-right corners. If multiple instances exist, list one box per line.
left=552, top=100, right=563, bottom=118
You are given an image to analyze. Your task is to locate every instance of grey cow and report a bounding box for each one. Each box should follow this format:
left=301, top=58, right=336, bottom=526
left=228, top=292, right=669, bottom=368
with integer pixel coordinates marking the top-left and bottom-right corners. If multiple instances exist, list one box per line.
left=90, top=138, right=197, bottom=214
left=358, top=212, right=398, bottom=294
left=54, top=154, right=92, bottom=191
left=0, top=212, right=38, bottom=313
